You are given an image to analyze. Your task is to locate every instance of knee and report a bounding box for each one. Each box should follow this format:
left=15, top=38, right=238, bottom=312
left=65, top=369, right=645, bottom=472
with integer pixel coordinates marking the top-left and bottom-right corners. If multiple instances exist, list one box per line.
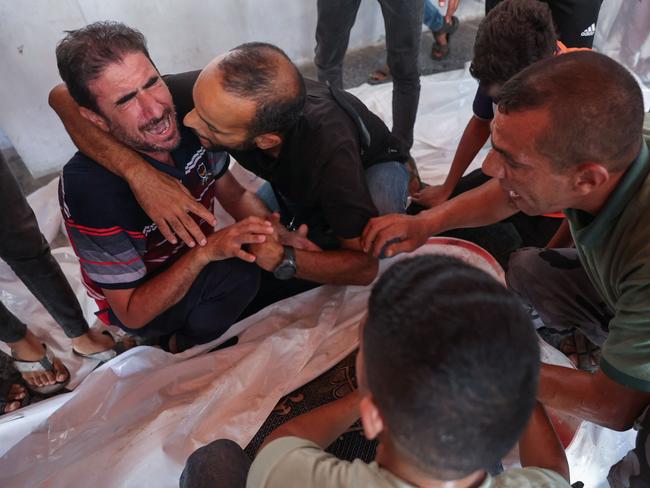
left=366, top=163, right=409, bottom=215
left=505, top=248, right=543, bottom=296
left=386, top=56, right=420, bottom=85
left=225, top=259, right=261, bottom=297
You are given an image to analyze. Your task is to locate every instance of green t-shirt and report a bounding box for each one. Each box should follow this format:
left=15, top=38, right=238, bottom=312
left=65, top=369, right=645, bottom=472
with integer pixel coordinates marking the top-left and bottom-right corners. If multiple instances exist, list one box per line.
left=565, top=136, right=650, bottom=391
left=247, top=437, right=570, bottom=488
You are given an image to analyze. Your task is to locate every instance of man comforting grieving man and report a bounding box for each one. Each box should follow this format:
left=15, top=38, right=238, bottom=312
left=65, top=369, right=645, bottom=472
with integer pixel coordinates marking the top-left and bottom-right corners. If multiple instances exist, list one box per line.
left=55, top=23, right=274, bottom=353
left=52, top=21, right=410, bottom=350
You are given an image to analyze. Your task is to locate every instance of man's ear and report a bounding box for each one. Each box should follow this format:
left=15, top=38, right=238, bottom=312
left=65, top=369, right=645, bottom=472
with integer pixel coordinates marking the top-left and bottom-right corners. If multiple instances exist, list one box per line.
left=573, top=163, right=610, bottom=196
left=254, top=133, right=282, bottom=151
left=79, top=106, right=110, bottom=132
left=359, top=394, right=384, bottom=440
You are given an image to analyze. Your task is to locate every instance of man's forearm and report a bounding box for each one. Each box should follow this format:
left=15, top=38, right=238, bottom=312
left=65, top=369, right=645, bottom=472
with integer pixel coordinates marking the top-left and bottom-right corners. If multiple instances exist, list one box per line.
left=423, top=178, right=517, bottom=235
left=104, top=247, right=208, bottom=329
left=225, top=190, right=271, bottom=221
left=49, top=84, right=150, bottom=181
left=261, top=391, right=360, bottom=451
left=539, top=364, right=650, bottom=431
left=295, top=248, right=378, bottom=285
left=519, top=402, right=570, bottom=481
left=442, top=116, right=492, bottom=192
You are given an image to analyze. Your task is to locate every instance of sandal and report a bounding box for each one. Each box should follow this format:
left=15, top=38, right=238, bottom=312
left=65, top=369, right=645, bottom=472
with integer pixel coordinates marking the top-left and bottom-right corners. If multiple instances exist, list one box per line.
left=13, top=344, right=70, bottom=396
left=432, top=16, right=459, bottom=61
left=559, top=330, right=600, bottom=372
left=367, top=64, right=392, bottom=85
left=0, top=373, right=30, bottom=415
left=72, top=331, right=131, bottom=362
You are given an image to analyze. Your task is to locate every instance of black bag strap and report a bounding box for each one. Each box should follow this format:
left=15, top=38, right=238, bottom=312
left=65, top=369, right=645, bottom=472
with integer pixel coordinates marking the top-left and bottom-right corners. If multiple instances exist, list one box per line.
left=328, top=85, right=371, bottom=155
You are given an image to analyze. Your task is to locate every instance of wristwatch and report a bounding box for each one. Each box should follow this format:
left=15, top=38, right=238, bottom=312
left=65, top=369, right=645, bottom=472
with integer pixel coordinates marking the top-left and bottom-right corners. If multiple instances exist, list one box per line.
left=273, top=245, right=297, bottom=280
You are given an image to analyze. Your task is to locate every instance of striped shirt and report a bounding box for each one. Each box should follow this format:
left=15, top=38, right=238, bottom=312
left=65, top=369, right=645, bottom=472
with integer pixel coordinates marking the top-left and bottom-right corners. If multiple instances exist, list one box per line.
left=59, top=127, right=229, bottom=324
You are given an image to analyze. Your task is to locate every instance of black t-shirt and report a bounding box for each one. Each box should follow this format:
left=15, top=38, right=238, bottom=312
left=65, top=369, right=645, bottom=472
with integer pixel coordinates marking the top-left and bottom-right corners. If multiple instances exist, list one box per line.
left=164, top=72, right=407, bottom=242
left=486, top=0, right=602, bottom=49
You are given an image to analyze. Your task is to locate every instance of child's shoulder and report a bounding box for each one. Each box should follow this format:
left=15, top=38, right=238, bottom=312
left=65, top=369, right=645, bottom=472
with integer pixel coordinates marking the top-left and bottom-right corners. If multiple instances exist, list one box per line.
left=491, top=467, right=571, bottom=488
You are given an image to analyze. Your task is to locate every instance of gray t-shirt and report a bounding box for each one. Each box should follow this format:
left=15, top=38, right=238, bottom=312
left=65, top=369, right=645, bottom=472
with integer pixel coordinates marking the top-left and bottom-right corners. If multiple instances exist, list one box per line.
left=247, top=437, right=570, bottom=488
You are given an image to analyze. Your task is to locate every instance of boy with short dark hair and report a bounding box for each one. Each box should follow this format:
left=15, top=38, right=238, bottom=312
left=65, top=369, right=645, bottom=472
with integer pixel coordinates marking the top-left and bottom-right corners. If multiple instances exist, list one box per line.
left=181, top=255, right=570, bottom=487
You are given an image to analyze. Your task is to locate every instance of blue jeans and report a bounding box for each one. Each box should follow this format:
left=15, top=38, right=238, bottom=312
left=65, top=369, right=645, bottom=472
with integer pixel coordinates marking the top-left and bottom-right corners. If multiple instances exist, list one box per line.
left=257, top=161, right=409, bottom=217
left=424, top=0, right=444, bottom=32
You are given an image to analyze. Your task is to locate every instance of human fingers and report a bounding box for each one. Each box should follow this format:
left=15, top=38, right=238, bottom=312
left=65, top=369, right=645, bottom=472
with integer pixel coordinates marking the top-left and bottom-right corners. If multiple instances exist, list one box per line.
left=177, top=210, right=208, bottom=246
left=362, top=216, right=393, bottom=253
left=157, top=220, right=178, bottom=245
left=169, top=217, right=196, bottom=248
left=234, top=233, right=268, bottom=245
left=236, top=220, right=275, bottom=235
left=382, top=238, right=420, bottom=258
left=234, top=248, right=257, bottom=262
left=185, top=198, right=217, bottom=228
left=370, top=224, right=407, bottom=258
left=296, top=223, right=309, bottom=237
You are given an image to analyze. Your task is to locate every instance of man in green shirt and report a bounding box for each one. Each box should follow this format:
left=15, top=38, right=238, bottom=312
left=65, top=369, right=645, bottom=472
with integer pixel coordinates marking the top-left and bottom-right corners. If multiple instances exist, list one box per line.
left=181, top=256, right=570, bottom=487
left=361, top=51, right=650, bottom=482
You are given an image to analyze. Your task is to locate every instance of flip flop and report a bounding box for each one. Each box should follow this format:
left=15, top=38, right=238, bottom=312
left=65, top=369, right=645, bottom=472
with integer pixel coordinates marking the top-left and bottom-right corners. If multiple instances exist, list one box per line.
left=367, top=64, right=392, bottom=85
left=432, top=16, right=459, bottom=60
left=0, top=373, right=30, bottom=415
left=13, top=345, right=70, bottom=396
left=72, top=331, right=131, bottom=362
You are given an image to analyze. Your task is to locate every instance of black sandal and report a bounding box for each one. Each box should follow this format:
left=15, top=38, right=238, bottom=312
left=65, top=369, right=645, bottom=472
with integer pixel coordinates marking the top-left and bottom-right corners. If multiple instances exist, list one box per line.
left=432, top=16, right=459, bottom=60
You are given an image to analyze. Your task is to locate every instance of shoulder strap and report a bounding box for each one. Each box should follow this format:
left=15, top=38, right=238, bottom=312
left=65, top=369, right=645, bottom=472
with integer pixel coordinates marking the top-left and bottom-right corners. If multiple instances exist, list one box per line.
left=328, top=86, right=371, bottom=155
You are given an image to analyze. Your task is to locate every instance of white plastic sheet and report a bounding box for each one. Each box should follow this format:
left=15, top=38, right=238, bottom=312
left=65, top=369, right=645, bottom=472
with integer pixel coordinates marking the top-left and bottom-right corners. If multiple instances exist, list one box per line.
left=0, top=239, right=502, bottom=487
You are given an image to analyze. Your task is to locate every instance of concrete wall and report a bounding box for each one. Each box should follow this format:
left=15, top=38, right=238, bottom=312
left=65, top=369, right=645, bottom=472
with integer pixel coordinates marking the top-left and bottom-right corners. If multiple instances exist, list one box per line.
left=0, top=0, right=391, bottom=177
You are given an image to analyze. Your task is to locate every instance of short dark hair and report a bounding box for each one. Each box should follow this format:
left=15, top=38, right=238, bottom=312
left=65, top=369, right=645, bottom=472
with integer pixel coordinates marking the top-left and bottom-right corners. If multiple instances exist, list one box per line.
left=56, top=21, right=153, bottom=113
left=470, top=0, right=557, bottom=87
left=498, top=51, right=645, bottom=171
left=363, top=255, right=539, bottom=480
left=217, top=42, right=306, bottom=137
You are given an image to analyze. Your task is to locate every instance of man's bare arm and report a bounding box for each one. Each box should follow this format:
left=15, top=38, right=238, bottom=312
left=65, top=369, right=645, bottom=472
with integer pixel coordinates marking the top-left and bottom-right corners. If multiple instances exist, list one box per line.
left=362, top=178, right=517, bottom=258
left=251, top=236, right=378, bottom=286
left=260, top=390, right=360, bottom=452
left=519, top=402, right=570, bottom=481
left=545, top=219, right=573, bottom=248
left=412, top=115, right=491, bottom=208
left=539, top=364, right=650, bottom=431
left=103, top=217, right=273, bottom=328
left=214, top=170, right=271, bottom=221
left=49, top=84, right=215, bottom=247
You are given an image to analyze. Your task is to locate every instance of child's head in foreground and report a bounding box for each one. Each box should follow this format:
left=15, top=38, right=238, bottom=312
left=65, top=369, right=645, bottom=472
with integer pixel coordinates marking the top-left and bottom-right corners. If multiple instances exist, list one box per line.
left=357, top=255, right=540, bottom=480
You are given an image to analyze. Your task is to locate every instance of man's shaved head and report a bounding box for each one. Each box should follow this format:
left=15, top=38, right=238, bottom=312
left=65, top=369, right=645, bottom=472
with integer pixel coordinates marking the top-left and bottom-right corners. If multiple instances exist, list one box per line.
left=208, top=42, right=306, bottom=137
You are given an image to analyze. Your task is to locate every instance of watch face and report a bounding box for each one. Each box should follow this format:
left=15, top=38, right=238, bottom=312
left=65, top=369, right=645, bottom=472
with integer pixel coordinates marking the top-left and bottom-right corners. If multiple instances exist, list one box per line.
left=274, top=262, right=296, bottom=280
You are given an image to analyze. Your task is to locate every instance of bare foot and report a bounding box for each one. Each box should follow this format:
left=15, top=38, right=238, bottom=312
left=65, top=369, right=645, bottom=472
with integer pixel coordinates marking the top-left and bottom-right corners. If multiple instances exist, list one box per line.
left=71, top=329, right=115, bottom=356
left=2, top=384, right=27, bottom=413
left=9, top=331, right=69, bottom=387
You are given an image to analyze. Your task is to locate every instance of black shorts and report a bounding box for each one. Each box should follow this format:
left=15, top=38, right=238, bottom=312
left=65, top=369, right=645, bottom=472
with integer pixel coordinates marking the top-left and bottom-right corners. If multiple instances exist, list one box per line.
left=486, top=0, right=603, bottom=48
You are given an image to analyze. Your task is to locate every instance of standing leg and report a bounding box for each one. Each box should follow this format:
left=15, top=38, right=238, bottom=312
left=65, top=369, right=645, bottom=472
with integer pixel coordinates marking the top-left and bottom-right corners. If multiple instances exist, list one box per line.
left=314, top=0, right=363, bottom=89
left=0, top=156, right=88, bottom=340
left=379, top=0, right=424, bottom=151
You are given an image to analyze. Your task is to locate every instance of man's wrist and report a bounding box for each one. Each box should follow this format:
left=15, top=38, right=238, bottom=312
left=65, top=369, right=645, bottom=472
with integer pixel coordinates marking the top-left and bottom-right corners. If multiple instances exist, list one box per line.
left=270, top=243, right=287, bottom=270
left=123, top=159, right=151, bottom=186
left=421, top=211, right=442, bottom=237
